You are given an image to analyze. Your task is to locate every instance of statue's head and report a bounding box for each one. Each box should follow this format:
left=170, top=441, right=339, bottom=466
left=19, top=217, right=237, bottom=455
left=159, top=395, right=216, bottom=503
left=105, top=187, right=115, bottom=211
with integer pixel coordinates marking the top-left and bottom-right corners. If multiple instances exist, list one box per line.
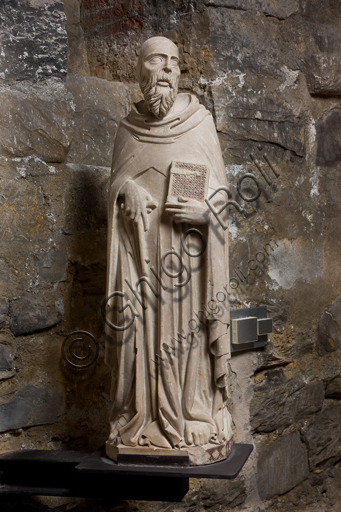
left=136, top=36, right=180, bottom=119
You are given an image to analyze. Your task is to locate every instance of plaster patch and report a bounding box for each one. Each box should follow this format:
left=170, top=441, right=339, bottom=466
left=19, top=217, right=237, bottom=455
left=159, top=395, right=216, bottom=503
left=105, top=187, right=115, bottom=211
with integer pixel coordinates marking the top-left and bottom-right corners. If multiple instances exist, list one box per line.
left=307, top=119, right=316, bottom=154
left=228, top=216, right=238, bottom=240
left=268, top=238, right=323, bottom=289
left=302, top=209, right=314, bottom=226
left=198, top=73, right=228, bottom=87
left=226, top=164, right=247, bottom=176
left=310, top=167, right=319, bottom=197
left=279, top=66, right=299, bottom=92
left=232, top=70, right=246, bottom=88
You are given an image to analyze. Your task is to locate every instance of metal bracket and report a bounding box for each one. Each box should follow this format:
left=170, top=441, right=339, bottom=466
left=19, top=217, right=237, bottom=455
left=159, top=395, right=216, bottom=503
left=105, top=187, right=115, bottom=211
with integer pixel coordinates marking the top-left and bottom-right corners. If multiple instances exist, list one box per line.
left=231, top=306, right=273, bottom=353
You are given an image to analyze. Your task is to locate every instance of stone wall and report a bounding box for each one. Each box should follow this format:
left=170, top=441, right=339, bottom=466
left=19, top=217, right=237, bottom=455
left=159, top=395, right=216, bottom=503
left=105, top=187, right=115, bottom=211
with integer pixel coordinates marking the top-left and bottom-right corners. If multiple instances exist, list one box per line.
left=0, top=0, right=341, bottom=511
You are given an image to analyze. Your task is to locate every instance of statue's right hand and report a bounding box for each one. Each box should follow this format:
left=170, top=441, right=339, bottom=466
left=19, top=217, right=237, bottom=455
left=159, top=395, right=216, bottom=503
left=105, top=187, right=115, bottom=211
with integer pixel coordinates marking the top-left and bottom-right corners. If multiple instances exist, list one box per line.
left=120, top=180, right=156, bottom=232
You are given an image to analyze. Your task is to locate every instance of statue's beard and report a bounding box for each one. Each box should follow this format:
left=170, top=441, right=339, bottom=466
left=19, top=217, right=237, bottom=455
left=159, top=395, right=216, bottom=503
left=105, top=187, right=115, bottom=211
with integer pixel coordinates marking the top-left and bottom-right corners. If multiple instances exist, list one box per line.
left=140, top=72, right=178, bottom=118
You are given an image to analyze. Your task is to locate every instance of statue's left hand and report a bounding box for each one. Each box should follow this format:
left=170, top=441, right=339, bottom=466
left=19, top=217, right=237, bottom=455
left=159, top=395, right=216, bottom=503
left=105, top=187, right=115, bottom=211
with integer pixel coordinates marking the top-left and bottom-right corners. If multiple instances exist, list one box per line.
left=165, top=197, right=209, bottom=224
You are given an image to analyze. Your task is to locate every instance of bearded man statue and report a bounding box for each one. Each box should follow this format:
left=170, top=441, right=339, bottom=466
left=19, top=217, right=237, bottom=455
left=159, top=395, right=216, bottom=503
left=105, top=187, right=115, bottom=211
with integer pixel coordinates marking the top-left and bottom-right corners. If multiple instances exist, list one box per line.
left=104, top=36, right=233, bottom=465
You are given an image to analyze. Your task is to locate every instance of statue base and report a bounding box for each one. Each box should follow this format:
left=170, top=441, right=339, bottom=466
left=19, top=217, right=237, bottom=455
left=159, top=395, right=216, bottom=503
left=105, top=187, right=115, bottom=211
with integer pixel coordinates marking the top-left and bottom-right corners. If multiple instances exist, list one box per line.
left=106, top=436, right=233, bottom=466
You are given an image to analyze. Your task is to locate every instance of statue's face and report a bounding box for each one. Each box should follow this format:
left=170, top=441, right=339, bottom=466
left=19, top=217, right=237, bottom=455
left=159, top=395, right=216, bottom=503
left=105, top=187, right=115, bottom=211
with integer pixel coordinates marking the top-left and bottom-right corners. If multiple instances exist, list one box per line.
left=139, top=42, right=180, bottom=118
left=141, top=50, right=180, bottom=87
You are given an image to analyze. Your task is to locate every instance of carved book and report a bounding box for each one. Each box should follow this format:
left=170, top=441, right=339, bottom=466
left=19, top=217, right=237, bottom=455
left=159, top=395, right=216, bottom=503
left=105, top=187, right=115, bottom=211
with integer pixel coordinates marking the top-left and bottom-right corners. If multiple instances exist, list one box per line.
left=167, top=161, right=210, bottom=203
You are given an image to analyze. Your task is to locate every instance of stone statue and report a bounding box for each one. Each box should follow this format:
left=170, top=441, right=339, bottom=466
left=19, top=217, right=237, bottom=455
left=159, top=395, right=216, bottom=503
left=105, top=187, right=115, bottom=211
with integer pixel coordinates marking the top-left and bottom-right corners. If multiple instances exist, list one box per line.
left=104, top=36, right=233, bottom=465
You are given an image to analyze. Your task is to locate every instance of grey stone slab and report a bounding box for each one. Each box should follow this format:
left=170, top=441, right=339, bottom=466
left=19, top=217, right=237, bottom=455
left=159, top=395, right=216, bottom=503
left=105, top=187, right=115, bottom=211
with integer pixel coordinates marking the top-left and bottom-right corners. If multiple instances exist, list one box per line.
left=204, top=0, right=254, bottom=9
left=300, top=0, right=341, bottom=24
left=0, top=80, right=73, bottom=162
left=251, top=368, right=325, bottom=432
left=257, top=432, right=309, bottom=500
left=0, top=174, right=48, bottom=246
left=0, top=0, right=67, bottom=82
left=311, top=23, right=341, bottom=54
left=207, top=8, right=298, bottom=81
left=204, top=0, right=299, bottom=19
left=64, top=0, right=90, bottom=76
left=212, top=86, right=305, bottom=157
left=9, top=296, right=62, bottom=337
left=0, top=384, right=64, bottom=432
left=0, top=299, right=8, bottom=327
left=66, top=75, right=130, bottom=167
left=258, top=0, right=299, bottom=18
left=201, top=476, right=246, bottom=507
left=325, top=376, right=341, bottom=398
left=0, top=343, right=14, bottom=370
left=0, top=343, right=15, bottom=381
left=316, top=109, right=341, bottom=168
left=0, top=370, right=15, bottom=381
left=301, top=404, right=341, bottom=470
left=0, top=259, right=10, bottom=283
left=317, top=293, right=341, bottom=354
left=35, top=249, right=67, bottom=284
left=305, top=23, right=341, bottom=95
left=306, top=55, right=341, bottom=96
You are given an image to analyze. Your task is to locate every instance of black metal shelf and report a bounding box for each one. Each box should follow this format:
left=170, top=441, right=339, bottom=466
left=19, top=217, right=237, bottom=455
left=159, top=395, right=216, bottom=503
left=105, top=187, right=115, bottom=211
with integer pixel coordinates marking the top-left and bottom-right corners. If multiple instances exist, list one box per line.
left=0, top=444, right=253, bottom=502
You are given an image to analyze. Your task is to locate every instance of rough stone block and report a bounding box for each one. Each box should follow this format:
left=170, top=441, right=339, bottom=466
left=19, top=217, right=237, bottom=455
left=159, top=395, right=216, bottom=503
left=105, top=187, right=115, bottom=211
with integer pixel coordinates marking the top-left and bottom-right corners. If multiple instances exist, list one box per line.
left=64, top=0, right=90, bottom=75
left=0, top=0, right=67, bottom=82
left=201, top=476, right=246, bottom=507
left=316, top=109, right=341, bottom=168
left=35, top=249, right=67, bottom=284
left=258, top=0, right=299, bottom=18
left=301, top=404, right=341, bottom=470
left=316, top=293, right=341, bottom=355
left=0, top=343, right=15, bottom=381
left=32, top=497, right=82, bottom=509
left=257, top=432, right=309, bottom=500
left=0, top=177, right=48, bottom=243
left=0, top=81, right=73, bottom=162
left=204, top=0, right=298, bottom=19
left=0, top=344, right=13, bottom=371
left=300, top=0, right=341, bottom=24
left=66, top=75, right=130, bottom=167
left=306, top=55, right=341, bottom=96
left=305, top=23, right=341, bottom=95
left=9, top=296, right=62, bottom=337
left=212, top=86, right=305, bottom=157
left=251, top=368, right=325, bottom=432
left=325, top=376, right=341, bottom=398
left=207, top=8, right=297, bottom=81
left=0, top=299, right=8, bottom=327
left=0, top=384, right=64, bottom=432
left=0, top=258, right=10, bottom=283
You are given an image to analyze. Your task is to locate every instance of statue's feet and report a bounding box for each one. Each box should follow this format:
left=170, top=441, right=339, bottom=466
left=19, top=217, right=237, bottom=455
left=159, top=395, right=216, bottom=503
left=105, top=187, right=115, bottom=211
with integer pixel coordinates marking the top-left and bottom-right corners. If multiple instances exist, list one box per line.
left=185, top=421, right=212, bottom=446
left=109, top=415, right=129, bottom=442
